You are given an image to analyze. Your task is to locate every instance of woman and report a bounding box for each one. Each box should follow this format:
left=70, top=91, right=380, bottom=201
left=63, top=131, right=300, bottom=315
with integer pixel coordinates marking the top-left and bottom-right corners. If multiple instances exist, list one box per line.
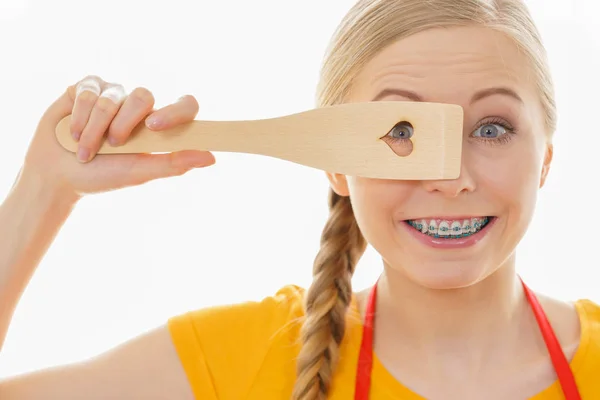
left=0, top=0, right=598, bottom=399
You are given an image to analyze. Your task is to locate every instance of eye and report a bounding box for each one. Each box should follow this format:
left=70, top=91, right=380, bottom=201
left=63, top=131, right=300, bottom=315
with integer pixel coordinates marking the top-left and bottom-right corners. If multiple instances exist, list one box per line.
left=382, top=120, right=414, bottom=157
left=473, top=123, right=507, bottom=139
left=386, top=121, right=414, bottom=140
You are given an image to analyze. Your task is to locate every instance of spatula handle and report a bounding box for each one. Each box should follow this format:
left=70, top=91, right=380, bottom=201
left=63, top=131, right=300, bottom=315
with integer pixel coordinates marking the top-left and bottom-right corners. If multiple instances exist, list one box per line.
left=54, top=101, right=464, bottom=180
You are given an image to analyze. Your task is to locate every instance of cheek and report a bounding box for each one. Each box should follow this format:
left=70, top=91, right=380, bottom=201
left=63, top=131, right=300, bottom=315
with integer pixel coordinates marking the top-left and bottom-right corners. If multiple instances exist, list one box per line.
left=347, top=177, right=414, bottom=231
left=470, top=141, right=544, bottom=217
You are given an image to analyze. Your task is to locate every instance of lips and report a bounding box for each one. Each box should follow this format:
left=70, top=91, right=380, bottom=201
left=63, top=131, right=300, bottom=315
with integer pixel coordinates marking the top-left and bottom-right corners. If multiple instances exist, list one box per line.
left=400, top=216, right=497, bottom=249
left=404, top=217, right=492, bottom=238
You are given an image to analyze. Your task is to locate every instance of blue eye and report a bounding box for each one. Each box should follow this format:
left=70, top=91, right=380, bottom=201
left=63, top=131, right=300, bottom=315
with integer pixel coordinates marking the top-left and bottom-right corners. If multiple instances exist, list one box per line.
left=387, top=121, right=414, bottom=140
left=473, top=123, right=506, bottom=139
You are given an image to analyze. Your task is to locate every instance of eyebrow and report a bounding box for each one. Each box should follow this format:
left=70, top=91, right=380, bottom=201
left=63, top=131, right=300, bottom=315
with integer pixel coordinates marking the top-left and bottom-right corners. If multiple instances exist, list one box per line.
left=372, top=88, right=423, bottom=102
left=371, top=87, right=523, bottom=104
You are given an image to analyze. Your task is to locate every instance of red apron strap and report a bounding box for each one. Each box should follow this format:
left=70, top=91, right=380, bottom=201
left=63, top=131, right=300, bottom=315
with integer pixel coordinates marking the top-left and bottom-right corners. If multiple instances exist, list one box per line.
left=520, top=278, right=581, bottom=400
left=354, top=278, right=377, bottom=400
left=355, top=278, right=581, bottom=400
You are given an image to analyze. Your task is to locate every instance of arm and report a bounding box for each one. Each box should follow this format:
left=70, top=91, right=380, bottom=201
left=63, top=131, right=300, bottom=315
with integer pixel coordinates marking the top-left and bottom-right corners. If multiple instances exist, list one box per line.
left=0, top=76, right=217, bottom=399
left=0, top=174, right=195, bottom=399
left=0, top=170, right=78, bottom=350
left=0, top=324, right=194, bottom=399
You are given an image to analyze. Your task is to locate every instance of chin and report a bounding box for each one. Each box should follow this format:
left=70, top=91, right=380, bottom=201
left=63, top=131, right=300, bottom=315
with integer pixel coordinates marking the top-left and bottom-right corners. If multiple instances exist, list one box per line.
left=392, top=259, right=491, bottom=290
left=380, top=215, right=504, bottom=289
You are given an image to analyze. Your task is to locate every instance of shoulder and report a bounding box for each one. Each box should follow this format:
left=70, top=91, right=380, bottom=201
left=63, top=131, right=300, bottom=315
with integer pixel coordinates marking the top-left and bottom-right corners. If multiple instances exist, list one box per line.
left=171, top=284, right=306, bottom=324
left=570, top=299, right=600, bottom=392
left=166, top=285, right=308, bottom=399
left=168, top=284, right=308, bottom=351
left=536, top=294, right=600, bottom=354
left=572, top=298, right=600, bottom=353
left=575, top=298, right=600, bottom=326
left=537, top=294, right=600, bottom=389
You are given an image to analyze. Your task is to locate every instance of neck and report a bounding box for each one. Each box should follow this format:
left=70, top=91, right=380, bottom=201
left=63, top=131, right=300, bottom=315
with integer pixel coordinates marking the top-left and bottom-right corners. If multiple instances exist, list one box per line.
left=372, top=255, right=535, bottom=375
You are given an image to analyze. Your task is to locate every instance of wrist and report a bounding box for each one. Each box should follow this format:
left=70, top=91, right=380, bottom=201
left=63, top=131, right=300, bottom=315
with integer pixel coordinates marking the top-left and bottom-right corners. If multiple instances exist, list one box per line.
left=12, top=167, right=81, bottom=212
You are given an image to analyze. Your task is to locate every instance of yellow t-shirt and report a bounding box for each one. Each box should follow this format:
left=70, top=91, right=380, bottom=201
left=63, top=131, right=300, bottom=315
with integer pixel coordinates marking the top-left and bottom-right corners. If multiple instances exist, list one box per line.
left=167, top=285, right=600, bottom=399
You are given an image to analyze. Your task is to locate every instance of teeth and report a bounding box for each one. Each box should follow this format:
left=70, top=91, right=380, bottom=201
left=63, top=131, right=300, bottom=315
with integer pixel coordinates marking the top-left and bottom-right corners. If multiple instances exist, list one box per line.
left=462, top=219, right=471, bottom=235
left=407, top=217, right=490, bottom=238
left=428, top=220, right=438, bottom=236
left=412, top=220, right=423, bottom=232
left=450, top=221, right=462, bottom=236
left=472, top=217, right=483, bottom=233
left=438, top=221, right=450, bottom=237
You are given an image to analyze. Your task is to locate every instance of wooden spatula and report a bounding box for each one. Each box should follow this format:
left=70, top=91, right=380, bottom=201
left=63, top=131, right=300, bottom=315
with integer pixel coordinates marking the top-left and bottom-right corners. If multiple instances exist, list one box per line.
left=55, top=101, right=463, bottom=180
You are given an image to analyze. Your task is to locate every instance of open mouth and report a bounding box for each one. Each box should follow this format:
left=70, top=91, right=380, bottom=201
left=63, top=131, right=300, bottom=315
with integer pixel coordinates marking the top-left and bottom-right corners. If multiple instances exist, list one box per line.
left=403, top=217, right=495, bottom=239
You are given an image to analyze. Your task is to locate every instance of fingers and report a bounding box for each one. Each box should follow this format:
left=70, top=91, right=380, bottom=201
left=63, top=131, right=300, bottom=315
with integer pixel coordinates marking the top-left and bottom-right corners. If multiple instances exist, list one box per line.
left=123, top=150, right=216, bottom=186
left=66, top=75, right=200, bottom=164
left=76, top=83, right=127, bottom=162
left=106, top=87, right=155, bottom=146
left=145, top=95, right=200, bottom=131
left=69, top=76, right=102, bottom=141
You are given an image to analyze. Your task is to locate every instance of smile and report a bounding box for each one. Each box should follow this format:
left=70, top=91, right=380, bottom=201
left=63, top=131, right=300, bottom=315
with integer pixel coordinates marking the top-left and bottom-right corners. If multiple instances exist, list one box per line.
left=404, top=217, right=493, bottom=239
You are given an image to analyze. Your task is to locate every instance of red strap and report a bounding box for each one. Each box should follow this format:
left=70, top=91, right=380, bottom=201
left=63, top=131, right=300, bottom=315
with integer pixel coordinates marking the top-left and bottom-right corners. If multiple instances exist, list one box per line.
left=354, top=278, right=580, bottom=399
left=354, top=278, right=377, bottom=400
left=520, top=278, right=581, bottom=400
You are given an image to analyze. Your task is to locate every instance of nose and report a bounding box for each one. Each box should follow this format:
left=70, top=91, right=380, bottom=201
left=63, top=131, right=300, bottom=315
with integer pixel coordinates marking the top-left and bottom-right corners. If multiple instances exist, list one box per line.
left=420, top=155, right=476, bottom=197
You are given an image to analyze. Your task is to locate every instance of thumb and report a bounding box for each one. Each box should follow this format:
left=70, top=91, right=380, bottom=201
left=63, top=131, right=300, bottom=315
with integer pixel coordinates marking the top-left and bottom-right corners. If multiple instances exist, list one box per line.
left=125, top=150, right=216, bottom=184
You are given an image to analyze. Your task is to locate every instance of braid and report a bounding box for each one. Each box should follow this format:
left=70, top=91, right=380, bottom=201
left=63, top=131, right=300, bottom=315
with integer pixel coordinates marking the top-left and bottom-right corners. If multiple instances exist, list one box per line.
left=292, top=188, right=367, bottom=400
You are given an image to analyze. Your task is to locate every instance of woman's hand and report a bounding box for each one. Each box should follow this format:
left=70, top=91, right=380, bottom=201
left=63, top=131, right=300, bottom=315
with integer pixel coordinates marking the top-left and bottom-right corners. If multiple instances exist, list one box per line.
left=20, top=75, right=215, bottom=201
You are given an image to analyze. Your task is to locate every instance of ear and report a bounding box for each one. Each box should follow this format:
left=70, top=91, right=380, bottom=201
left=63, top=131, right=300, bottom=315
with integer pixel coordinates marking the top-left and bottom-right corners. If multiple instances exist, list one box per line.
left=539, top=143, right=553, bottom=188
left=326, top=172, right=350, bottom=196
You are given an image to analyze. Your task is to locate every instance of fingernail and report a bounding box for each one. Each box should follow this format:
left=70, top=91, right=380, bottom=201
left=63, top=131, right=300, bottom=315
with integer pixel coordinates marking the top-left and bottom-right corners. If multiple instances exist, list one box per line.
left=108, top=136, right=119, bottom=146
left=145, top=116, right=162, bottom=130
left=72, top=131, right=80, bottom=141
left=77, top=147, right=89, bottom=162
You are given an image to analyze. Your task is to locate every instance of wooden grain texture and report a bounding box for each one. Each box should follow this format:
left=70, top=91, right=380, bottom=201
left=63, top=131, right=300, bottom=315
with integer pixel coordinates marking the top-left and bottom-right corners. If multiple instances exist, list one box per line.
left=55, top=101, right=463, bottom=180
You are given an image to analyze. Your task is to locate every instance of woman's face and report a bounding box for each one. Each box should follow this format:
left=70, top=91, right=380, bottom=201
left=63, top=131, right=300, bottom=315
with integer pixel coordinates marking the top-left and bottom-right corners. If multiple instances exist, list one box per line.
left=327, top=25, right=553, bottom=289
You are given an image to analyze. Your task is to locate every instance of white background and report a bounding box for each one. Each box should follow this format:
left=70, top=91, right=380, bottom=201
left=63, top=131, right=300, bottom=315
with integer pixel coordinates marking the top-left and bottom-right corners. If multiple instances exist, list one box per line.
left=0, top=0, right=598, bottom=377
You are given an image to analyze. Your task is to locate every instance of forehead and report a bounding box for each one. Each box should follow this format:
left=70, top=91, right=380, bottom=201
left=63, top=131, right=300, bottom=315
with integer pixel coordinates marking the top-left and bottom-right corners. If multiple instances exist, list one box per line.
left=349, top=25, right=537, bottom=105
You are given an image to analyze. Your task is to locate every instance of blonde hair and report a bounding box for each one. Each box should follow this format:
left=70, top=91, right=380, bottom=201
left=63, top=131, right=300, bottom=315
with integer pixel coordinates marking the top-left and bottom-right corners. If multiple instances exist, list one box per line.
left=292, top=0, right=556, bottom=399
